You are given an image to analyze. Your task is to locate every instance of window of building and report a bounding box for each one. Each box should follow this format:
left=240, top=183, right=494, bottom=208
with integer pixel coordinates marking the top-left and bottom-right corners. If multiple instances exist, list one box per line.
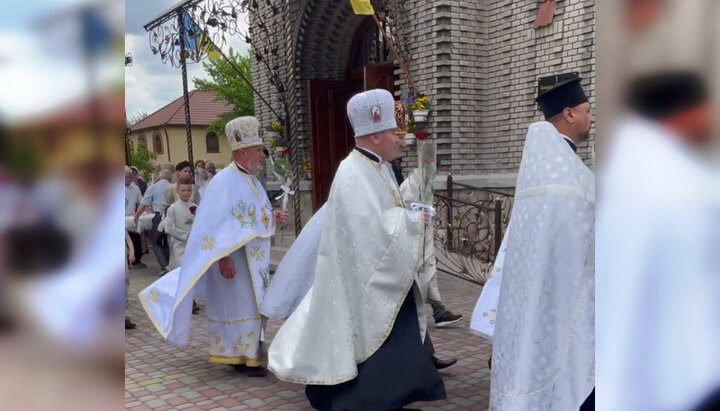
left=348, top=17, right=393, bottom=70
left=206, top=131, right=219, bottom=153
left=153, top=131, right=164, bottom=154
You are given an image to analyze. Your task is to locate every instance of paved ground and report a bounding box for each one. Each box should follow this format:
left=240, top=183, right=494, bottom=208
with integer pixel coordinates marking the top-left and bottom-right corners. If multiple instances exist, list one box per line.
left=125, top=247, right=492, bottom=411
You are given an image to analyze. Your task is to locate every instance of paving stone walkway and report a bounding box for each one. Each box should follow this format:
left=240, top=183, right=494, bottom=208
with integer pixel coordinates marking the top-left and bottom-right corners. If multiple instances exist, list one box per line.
left=125, top=254, right=492, bottom=411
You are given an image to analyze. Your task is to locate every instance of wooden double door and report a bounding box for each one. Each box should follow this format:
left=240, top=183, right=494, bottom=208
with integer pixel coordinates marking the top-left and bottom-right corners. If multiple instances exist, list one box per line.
left=307, top=63, right=395, bottom=210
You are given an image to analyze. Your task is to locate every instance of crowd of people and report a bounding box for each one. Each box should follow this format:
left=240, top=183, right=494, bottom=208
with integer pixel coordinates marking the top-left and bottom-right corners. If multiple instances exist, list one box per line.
left=125, top=68, right=720, bottom=410
left=124, top=78, right=595, bottom=410
left=124, top=160, right=219, bottom=328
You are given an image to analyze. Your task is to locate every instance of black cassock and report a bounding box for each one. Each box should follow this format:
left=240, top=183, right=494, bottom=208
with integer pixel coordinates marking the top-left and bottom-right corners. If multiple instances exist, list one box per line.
left=306, top=149, right=446, bottom=411
left=305, top=290, right=446, bottom=411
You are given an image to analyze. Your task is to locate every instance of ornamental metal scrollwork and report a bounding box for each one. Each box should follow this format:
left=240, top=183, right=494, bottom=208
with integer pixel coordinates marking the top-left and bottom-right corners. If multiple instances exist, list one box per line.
left=432, top=189, right=514, bottom=286
left=187, top=0, right=286, bottom=93
left=145, top=0, right=209, bottom=68
left=147, top=17, right=182, bottom=67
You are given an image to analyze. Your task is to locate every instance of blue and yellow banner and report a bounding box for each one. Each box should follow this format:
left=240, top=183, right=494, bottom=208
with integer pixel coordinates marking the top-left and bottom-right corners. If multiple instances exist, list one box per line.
left=181, top=12, right=221, bottom=62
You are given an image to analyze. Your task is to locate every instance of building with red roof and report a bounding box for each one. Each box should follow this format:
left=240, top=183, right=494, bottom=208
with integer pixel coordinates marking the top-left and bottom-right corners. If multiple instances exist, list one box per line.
left=128, top=90, right=233, bottom=166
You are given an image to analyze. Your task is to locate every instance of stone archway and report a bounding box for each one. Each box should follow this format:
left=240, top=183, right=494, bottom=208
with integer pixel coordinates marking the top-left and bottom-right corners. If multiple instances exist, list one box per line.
left=290, top=0, right=367, bottom=139
left=288, top=1, right=399, bottom=209
left=291, top=1, right=384, bottom=209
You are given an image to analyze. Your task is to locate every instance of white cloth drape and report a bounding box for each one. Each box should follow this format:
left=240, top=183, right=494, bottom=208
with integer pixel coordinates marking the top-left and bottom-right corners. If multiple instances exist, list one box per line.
left=469, top=229, right=510, bottom=340
left=260, top=204, right=327, bottom=320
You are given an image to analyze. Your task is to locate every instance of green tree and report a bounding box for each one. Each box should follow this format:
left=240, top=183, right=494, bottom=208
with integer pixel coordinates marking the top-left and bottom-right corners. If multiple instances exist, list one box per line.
left=193, top=47, right=254, bottom=135
left=128, top=139, right=157, bottom=178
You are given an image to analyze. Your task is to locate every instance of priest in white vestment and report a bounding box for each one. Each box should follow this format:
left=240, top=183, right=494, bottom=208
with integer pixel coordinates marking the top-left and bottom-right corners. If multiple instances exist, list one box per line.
left=597, top=72, right=720, bottom=411
left=268, top=89, right=446, bottom=410
left=139, top=116, right=287, bottom=377
left=490, top=78, right=596, bottom=411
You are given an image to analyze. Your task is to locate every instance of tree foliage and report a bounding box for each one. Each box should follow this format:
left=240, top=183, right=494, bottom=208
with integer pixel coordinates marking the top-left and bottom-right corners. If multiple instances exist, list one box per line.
left=193, top=47, right=254, bottom=135
left=128, top=139, right=157, bottom=178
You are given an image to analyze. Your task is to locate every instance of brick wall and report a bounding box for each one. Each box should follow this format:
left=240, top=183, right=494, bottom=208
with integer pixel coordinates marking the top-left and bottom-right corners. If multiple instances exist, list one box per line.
left=252, top=0, right=365, bottom=165
left=252, top=0, right=595, bottom=180
left=477, top=0, right=595, bottom=173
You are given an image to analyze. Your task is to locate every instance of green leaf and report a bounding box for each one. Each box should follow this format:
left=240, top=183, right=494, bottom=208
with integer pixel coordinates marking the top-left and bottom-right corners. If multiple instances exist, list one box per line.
left=128, top=139, right=157, bottom=178
left=193, top=47, right=255, bottom=135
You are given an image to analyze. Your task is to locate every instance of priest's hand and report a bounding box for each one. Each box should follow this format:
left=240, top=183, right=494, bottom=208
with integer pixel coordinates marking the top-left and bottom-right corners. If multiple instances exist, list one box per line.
left=218, top=256, right=235, bottom=279
left=421, top=211, right=431, bottom=225
left=133, top=205, right=149, bottom=225
left=274, top=210, right=289, bottom=223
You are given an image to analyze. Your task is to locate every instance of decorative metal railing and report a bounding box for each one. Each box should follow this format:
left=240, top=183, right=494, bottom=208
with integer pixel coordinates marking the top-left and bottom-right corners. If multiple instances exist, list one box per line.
left=432, top=174, right=514, bottom=286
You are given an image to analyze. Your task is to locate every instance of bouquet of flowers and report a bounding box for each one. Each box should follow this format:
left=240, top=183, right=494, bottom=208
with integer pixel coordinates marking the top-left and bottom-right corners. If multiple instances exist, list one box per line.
left=406, top=119, right=417, bottom=133
left=409, top=95, right=430, bottom=111
left=267, top=122, right=287, bottom=150
left=411, top=130, right=436, bottom=275
left=409, top=95, right=430, bottom=122
left=269, top=122, right=284, bottom=134
left=300, top=157, right=312, bottom=179
left=268, top=149, right=295, bottom=212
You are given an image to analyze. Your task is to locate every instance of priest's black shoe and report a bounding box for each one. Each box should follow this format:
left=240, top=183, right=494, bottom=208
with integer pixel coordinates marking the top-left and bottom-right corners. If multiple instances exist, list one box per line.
left=432, top=355, right=457, bottom=370
left=244, top=366, right=267, bottom=377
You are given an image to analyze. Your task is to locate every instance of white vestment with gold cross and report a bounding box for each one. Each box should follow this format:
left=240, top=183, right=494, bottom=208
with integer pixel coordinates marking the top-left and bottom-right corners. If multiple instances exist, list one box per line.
left=269, top=150, right=428, bottom=385
left=139, top=164, right=275, bottom=366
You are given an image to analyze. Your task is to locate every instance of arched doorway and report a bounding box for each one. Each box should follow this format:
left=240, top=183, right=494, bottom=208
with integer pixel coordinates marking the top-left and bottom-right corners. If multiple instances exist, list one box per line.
left=307, top=16, right=397, bottom=210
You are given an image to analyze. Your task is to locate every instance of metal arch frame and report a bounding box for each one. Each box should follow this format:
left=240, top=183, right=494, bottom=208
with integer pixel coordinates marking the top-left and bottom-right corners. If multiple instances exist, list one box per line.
left=188, top=0, right=301, bottom=235
left=143, top=0, right=302, bottom=235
